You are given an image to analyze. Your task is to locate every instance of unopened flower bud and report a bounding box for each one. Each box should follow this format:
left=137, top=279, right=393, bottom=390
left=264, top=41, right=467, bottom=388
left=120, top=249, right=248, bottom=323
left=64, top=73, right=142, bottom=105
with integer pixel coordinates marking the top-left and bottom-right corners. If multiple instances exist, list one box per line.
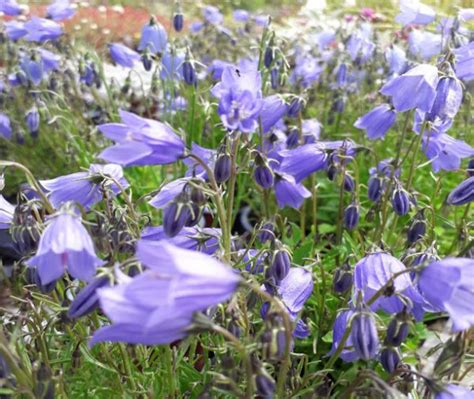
left=344, top=202, right=359, bottom=230
left=270, top=67, right=279, bottom=89
left=182, top=60, right=197, bottom=86
left=255, top=373, right=275, bottom=398
left=380, top=347, right=401, bottom=373
left=214, top=153, right=231, bottom=184
left=258, top=222, right=275, bottom=244
left=407, top=218, right=426, bottom=244
left=254, top=164, right=274, bottom=189
left=368, top=176, right=382, bottom=202
left=141, top=52, right=153, bottom=72
left=333, top=263, right=353, bottom=293
left=392, top=186, right=410, bottom=216
left=343, top=173, right=355, bottom=192
left=25, top=107, right=40, bottom=138
left=447, top=176, right=474, bottom=206
left=286, top=129, right=299, bottom=149
left=173, top=13, right=184, bottom=32
left=351, top=306, right=379, bottom=360
left=385, top=314, right=409, bottom=347
left=264, top=47, right=274, bottom=69
left=287, top=97, right=303, bottom=118
left=163, top=200, right=191, bottom=237
left=270, top=249, right=291, bottom=282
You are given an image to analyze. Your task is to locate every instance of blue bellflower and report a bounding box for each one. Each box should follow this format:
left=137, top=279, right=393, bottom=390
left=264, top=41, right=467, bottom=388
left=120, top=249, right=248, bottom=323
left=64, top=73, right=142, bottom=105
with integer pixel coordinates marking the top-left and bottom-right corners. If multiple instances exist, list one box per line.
left=0, top=113, right=12, bottom=140
left=0, top=0, right=22, bottom=16
left=447, top=176, right=474, bottom=206
left=354, top=104, right=397, bottom=140
left=46, top=0, right=76, bottom=21
left=453, top=42, right=474, bottom=81
left=108, top=43, right=140, bottom=68
left=138, top=19, right=168, bottom=54
left=0, top=196, right=15, bottom=229
left=395, top=0, right=436, bottom=26
left=24, top=17, right=63, bottom=42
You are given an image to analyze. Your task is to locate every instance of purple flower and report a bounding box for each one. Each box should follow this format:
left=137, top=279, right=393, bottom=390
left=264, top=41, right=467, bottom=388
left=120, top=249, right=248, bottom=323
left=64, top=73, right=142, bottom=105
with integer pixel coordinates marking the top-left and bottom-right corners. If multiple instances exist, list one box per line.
left=138, top=19, right=167, bottom=54
left=428, top=75, right=463, bottom=121
left=260, top=95, right=288, bottom=133
left=161, top=49, right=185, bottom=81
left=447, top=176, right=474, bottom=206
left=40, top=163, right=129, bottom=210
left=0, top=0, right=22, bottom=16
left=278, top=144, right=327, bottom=183
left=385, top=45, right=408, bottom=76
left=354, top=104, right=397, bottom=140
left=354, top=252, right=413, bottom=313
left=25, top=107, right=40, bottom=137
left=211, top=67, right=263, bottom=133
left=254, top=15, right=270, bottom=27
left=277, top=268, right=313, bottom=315
left=435, top=384, right=474, bottom=399
left=24, top=17, right=63, bottom=42
left=4, top=21, right=28, bottom=40
left=203, top=5, right=223, bottom=25
left=0, top=113, right=12, bottom=140
left=290, top=54, right=323, bottom=88
left=27, top=206, right=104, bottom=285
left=233, top=9, right=249, bottom=23
left=459, top=9, right=474, bottom=22
left=98, top=110, right=185, bottom=166
left=346, top=30, right=375, bottom=64
left=453, top=42, right=474, bottom=81
left=208, top=60, right=234, bottom=80
left=108, top=43, right=140, bottom=68
left=90, top=241, right=240, bottom=345
left=395, top=0, right=435, bottom=26
left=351, top=306, right=380, bottom=360
left=418, top=257, right=474, bottom=332
left=274, top=173, right=311, bottom=209
left=68, top=275, right=111, bottom=319
left=0, top=196, right=15, bottom=229
left=38, top=48, right=61, bottom=72
left=46, top=0, right=76, bottom=21
left=149, top=177, right=191, bottom=209
left=329, top=309, right=359, bottom=362
left=408, top=30, right=442, bottom=61
left=380, top=64, right=439, bottom=113
left=20, top=55, right=44, bottom=86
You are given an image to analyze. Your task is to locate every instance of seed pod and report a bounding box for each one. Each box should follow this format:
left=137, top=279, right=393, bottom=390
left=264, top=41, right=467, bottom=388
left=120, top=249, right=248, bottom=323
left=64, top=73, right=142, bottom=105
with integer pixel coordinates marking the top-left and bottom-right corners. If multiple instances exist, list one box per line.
left=68, top=276, right=111, bottom=319
left=407, top=219, right=426, bottom=244
left=344, top=202, right=359, bottom=230
left=287, top=97, right=303, bottom=118
left=270, top=250, right=291, bottom=282
left=343, top=173, right=355, bottom=192
left=380, top=347, right=401, bottom=373
left=391, top=186, right=410, bottom=216
left=351, top=307, right=380, bottom=360
left=447, top=176, right=474, bottom=206
left=385, top=315, right=409, bottom=347
left=173, top=13, right=184, bottom=32
left=214, top=153, right=231, bottom=184
left=163, top=201, right=191, bottom=237
left=254, top=164, right=274, bottom=189
left=25, top=107, right=40, bottom=138
left=333, top=263, right=353, bottom=293
left=255, top=373, right=275, bottom=398
left=368, top=176, right=382, bottom=202
left=182, top=60, right=197, bottom=86
left=258, top=222, right=275, bottom=244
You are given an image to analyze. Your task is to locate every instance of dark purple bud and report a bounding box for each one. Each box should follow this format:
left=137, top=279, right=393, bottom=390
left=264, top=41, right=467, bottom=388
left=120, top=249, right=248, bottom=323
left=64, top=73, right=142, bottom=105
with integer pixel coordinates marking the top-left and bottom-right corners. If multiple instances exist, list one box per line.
left=336, top=63, right=347, bottom=87
left=261, top=327, right=286, bottom=361
left=16, top=129, right=25, bottom=145
left=380, top=347, right=401, bottom=373
left=392, top=187, right=410, bottom=216
left=173, top=13, right=184, bottom=32
left=351, top=307, right=380, bottom=360
left=26, top=267, right=56, bottom=293
left=286, top=129, right=299, bottom=149
left=344, top=202, right=359, bottom=230
left=68, top=276, right=111, bottom=319
left=0, top=354, right=9, bottom=379
left=263, top=268, right=277, bottom=295
left=258, top=222, right=275, bottom=244
left=368, top=176, right=382, bottom=202
left=428, top=76, right=463, bottom=121
left=141, top=53, right=153, bottom=72
left=163, top=201, right=191, bottom=237
left=264, top=47, right=274, bottom=69
left=270, top=67, right=279, bottom=89
left=255, top=374, right=275, bottom=398
left=331, top=97, right=345, bottom=114
left=468, top=159, right=474, bottom=177
left=214, top=153, right=231, bottom=184
left=385, top=316, right=409, bottom=347
left=270, top=250, right=291, bottom=282
left=447, top=176, right=474, bottom=206
left=407, top=219, right=426, bottom=244
left=333, top=263, right=353, bottom=293
left=25, top=107, right=40, bottom=138
left=327, top=164, right=338, bottom=181
left=254, top=164, right=274, bottom=189
left=185, top=203, right=202, bottom=227
left=190, top=186, right=206, bottom=206
left=343, top=174, right=355, bottom=192
left=182, top=60, right=197, bottom=86
left=287, top=97, right=303, bottom=118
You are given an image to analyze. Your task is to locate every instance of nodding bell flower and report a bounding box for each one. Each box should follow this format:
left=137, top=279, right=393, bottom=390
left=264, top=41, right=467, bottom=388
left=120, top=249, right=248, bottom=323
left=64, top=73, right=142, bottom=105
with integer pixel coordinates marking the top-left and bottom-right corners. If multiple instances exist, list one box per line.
left=25, top=107, right=40, bottom=138
left=350, top=304, right=380, bottom=360
left=427, top=73, right=463, bottom=121
left=447, top=176, right=474, bottom=206
left=391, top=185, right=411, bottom=216
left=68, top=275, right=111, bottom=319
left=380, top=347, right=401, bottom=373
left=395, top=0, right=435, bottom=26
left=344, top=202, right=360, bottom=230
left=333, top=262, right=353, bottom=294
left=138, top=17, right=168, bottom=54
left=270, top=247, right=291, bottom=283
left=214, top=152, right=231, bottom=184
left=385, top=311, right=410, bottom=347
left=354, top=104, right=397, bottom=140
left=108, top=43, right=140, bottom=68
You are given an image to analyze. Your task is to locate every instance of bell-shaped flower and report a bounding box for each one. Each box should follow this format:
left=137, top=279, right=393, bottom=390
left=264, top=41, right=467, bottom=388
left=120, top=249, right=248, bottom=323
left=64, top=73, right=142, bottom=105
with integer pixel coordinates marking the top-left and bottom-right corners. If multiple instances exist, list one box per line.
left=380, top=64, right=439, bottom=113
left=447, top=176, right=474, bottom=206
left=290, top=54, right=323, bottom=88
left=260, top=95, right=288, bottom=133
left=27, top=205, right=104, bottom=285
left=138, top=18, right=167, bottom=54
left=0, top=113, right=12, bottom=140
left=46, top=0, right=76, bottom=21
left=0, top=0, right=22, bottom=15
left=90, top=241, right=240, bottom=345
left=97, top=109, right=185, bottom=166
left=108, top=43, right=140, bottom=68
left=434, top=384, right=474, bottom=399
left=4, top=21, right=28, bottom=40
left=395, top=0, right=435, bottom=26
left=354, top=104, right=397, bottom=140
left=203, top=5, right=223, bottom=25
left=418, top=257, right=474, bottom=332
left=0, top=196, right=15, bottom=229
left=428, top=75, right=463, bottom=121
left=278, top=144, right=327, bottom=183
left=273, top=173, right=311, bottom=209
left=350, top=305, right=380, bottom=360
left=453, top=42, right=474, bottom=82
left=329, top=309, right=359, bottom=362
left=408, top=30, right=442, bottom=61
left=385, top=45, right=408, bottom=76
left=24, top=17, right=63, bottom=42
left=40, top=163, right=129, bottom=210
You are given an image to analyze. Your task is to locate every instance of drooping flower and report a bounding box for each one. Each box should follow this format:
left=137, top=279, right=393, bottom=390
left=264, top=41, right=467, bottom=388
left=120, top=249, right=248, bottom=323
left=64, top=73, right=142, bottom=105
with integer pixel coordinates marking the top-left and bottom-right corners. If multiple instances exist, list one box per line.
left=434, top=384, right=474, bottom=399
left=278, top=144, right=327, bottom=183
left=46, top=0, right=76, bottom=21
left=90, top=241, right=240, bottom=345
left=453, top=42, right=474, bottom=82
left=408, top=30, right=442, bottom=61
left=98, top=109, right=185, bottom=166
left=380, top=64, right=438, bottom=113
left=108, top=43, right=140, bottom=68
left=380, top=347, right=401, bottom=373
left=203, top=5, right=223, bottom=25
left=385, top=45, right=408, bottom=76
left=138, top=18, right=168, bottom=54
left=273, top=173, right=311, bottom=209
left=0, top=113, right=12, bottom=140
left=395, top=0, right=435, bottom=26
left=0, top=196, right=15, bottom=229
left=160, top=49, right=185, bottom=81
left=27, top=205, right=104, bottom=285
left=351, top=305, right=380, bottom=360
left=329, top=309, right=359, bottom=362
left=211, top=67, right=263, bottom=133
left=346, top=28, right=375, bottom=65
left=260, top=95, right=288, bottom=133
left=290, top=54, right=323, bottom=88
left=4, top=21, right=28, bottom=40
left=447, top=177, right=474, bottom=206
left=0, top=0, right=22, bottom=16
left=354, top=104, right=397, bottom=140
left=418, top=257, right=474, bottom=332
left=24, top=17, right=63, bottom=42
left=40, top=163, right=129, bottom=210
left=233, top=9, right=249, bottom=23
left=428, top=75, right=463, bottom=121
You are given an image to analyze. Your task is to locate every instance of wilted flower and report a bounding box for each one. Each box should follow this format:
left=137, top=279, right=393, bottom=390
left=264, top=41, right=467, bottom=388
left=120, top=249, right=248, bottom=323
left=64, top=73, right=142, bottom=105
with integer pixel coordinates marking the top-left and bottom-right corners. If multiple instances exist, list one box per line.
left=40, top=164, right=128, bottom=210
left=27, top=205, right=104, bottom=285
left=68, top=276, right=111, bottom=319
left=138, top=18, right=168, bottom=54
left=447, top=176, right=474, bottom=206
left=98, top=110, right=185, bottom=166
left=354, top=104, right=397, bottom=140
left=0, top=113, right=12, bottom=140
left=395, top=0, right=435, bottom=26
left=380, top=64, right=439, bottom=113
left=90, top=241, right=240, bottom=345
left=46, top=0, right=76, bottom=21
left=418, top=257, right=474, bottom=332
left=108, top=43, right=140, bottom=68
left=351, top=305, right=380, bottom=360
